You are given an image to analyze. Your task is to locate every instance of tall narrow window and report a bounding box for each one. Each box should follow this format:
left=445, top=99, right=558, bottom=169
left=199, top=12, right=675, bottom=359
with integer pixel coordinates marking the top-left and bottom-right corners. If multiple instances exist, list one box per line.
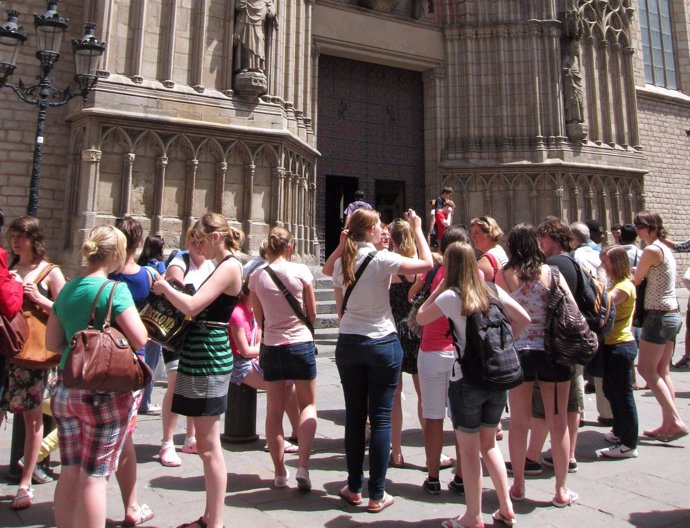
left=638, top=0, right=677, bottom=89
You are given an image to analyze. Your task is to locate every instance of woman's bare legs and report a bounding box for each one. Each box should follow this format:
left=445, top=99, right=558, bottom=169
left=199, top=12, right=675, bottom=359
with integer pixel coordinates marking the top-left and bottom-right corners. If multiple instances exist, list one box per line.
left=638, top=339, right=687, bottom=435
left=194, top=415, right=226, bottom=528
left=265, top=380, right=288, bottom=479
left=507, top=382, right=533, bottom=499
left=294, top=379, right=317, bottom=470
left=19, top=405, right=43, bottom=493
left=541, top=381, right=575, bottom=504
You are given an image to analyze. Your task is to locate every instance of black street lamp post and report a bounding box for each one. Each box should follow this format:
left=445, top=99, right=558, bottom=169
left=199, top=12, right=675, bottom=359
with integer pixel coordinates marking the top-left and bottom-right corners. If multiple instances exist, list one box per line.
left=0, top=1, right=106, bottom=218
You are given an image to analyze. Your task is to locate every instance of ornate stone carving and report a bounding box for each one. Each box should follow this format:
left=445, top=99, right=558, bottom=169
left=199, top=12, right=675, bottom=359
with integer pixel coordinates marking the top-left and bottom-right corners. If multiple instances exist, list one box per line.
left=233, top=0, right=277, bottom=96
left=357, top=0, right=399, bottom=13
left=561, top=9, right=587, bottom=140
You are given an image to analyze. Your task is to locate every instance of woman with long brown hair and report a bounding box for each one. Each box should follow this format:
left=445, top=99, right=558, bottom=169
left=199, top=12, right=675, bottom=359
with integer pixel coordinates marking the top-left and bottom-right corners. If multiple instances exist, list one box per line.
left=632, top=211, right=687, bottom=442
left=152, top=212, right=244, bottom=528
left=4, top=216, right=65, bottom=509
left=328, top=208, right=432, bottom=513
left=417, top=241, right=529, bottom=528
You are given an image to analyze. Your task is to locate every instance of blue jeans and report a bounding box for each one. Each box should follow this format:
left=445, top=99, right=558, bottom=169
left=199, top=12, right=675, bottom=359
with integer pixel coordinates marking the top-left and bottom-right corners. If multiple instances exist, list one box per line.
left=335, top=333, right=402, bottom=500
left=602, top=341, right=639, bottom=448
left=139, top=341, right=162, bottom=412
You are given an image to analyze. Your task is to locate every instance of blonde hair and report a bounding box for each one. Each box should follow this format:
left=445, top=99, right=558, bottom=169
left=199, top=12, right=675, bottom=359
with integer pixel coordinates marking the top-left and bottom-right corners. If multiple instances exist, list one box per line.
left=444, top=241, right=490, bottom=315
left=601, top=244, right=632, bottom=283
left=470, top=215, right=504, bottom=242
left=389, top=219, right=415, bottom=258
left=266, top=227, right=293, bottom=258
left=82, top=225, right=127, bottom=269
left=194, top=212, right=244, bottom=251
left=341, top=208, right=380, bottom=286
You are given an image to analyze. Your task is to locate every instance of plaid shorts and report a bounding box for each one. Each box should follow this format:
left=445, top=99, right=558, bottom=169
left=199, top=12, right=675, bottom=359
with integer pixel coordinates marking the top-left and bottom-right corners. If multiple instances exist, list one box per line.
left=51, top=382, right=136, bottom=477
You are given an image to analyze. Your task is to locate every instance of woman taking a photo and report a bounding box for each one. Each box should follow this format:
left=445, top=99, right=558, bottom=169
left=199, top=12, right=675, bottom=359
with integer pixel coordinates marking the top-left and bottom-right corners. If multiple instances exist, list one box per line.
left=249, top=227, right=318, bottom=490
left=499, top=223, right=577, bottom=508
left=388, top=218, right=423, bottom=468
left=329, top=208, right=432, bottom=513
left=417, top=241, right=529, bottom=528
left=597, top=245, right=639, bottom=459
left=46, top=225, right=148, bottom=527
left=152, top=212, right=244, bottom=528
left=4, top=216, right=65, bottom=509
left=632, top=211, right=687, bottom=442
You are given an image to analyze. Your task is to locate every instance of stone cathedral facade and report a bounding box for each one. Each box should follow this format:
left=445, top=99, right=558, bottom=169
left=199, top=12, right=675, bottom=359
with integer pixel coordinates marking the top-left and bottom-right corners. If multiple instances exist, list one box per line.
left=1, top=0, right=689, bottom=274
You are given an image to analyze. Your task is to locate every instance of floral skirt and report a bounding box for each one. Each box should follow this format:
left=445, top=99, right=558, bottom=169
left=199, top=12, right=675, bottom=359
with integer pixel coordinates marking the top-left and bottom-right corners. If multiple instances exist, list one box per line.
left=0, top=364, right=56, bottom=414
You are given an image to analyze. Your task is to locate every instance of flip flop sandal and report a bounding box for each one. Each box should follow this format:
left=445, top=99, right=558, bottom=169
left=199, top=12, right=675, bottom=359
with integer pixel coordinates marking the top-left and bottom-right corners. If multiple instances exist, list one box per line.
left=552, top=489, right=578, bottom=508
left=11, top=487, right=34, bottom=510
left=389, top=453, right=405, bottom=468
left=367, top=492, right=394, bottom=513
left=123, top=503, right=155, bottom=527
left=338, top=485, right=362, bottom=506
left=441, top=518, right=474, bottom=528
left=283, top=440, right=299, bottom=454
left=656, top=430, right=689, bottom=443
left=439, top=453, right=455, bottom=469
left=509, top=488, right=526, bottom=502
left=493, top=510, right=517, bottom=526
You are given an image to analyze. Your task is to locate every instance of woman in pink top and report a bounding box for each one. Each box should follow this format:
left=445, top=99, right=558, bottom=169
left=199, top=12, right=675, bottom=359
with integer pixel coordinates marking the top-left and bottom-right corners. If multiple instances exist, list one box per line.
left=228, top=273, right=301, bottom=450
left=410, top=225, right=470, bottom=495
left=249, top=227, right=317, bottom=491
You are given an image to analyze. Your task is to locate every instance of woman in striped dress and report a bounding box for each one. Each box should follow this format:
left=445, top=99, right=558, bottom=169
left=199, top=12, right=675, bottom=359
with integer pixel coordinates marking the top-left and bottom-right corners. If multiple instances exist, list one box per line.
left=152, top=212, right=244, bottom=528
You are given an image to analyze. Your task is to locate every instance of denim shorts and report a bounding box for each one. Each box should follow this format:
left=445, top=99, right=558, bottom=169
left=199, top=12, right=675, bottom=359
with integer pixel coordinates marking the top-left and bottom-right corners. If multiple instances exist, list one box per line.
left=448, top=377, right=507, bottom=433
left=641, top=311, right=681, bottom=345
left=260, top=341, right=317, bottom=381
left=518, top=349, right=572, bottom=382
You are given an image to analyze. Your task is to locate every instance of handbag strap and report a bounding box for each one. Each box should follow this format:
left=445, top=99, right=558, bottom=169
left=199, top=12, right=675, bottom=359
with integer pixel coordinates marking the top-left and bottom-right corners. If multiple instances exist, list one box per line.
left=103, top=281, right=120, bottom=328
left=420, top=264, right=441, bottom=299
left=340, top=251, right=376, bottom=317
left=33, top=263, right=57, bottom=286
left=264, top=265, right=314, bottom=337
left=88, top=280, right=115, bottom=327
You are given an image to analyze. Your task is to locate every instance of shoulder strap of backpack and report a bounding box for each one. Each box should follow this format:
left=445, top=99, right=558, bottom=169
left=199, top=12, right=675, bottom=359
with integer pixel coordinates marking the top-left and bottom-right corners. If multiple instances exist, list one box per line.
left=341, top=251, right=376, bottom=317
left=264, top=266, right=314, bottom=337
left=421, top=263, right=441, bottom=297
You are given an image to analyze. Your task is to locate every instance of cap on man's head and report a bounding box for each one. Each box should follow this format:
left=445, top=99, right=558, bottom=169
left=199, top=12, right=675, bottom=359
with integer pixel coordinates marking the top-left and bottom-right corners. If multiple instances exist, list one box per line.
left=620, top=223, right=637, bottom=244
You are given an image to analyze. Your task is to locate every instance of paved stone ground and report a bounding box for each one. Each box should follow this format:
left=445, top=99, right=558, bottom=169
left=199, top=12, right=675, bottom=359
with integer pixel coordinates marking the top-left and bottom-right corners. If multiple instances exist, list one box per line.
left=2, top=294, right=690, bottom=527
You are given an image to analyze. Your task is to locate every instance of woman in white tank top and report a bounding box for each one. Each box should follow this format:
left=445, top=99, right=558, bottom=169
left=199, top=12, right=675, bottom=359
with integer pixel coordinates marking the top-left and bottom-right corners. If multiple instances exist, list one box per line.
left=632, top=211, right=687, bottom=442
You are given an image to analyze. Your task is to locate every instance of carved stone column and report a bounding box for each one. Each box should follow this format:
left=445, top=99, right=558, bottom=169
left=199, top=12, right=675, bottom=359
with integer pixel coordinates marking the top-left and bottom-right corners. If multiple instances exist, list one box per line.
left=555, top=187, right=564, bottom=217
left=130, top=0, right=148, bottom=83
left=275, top=167, right=286, bottom=226
left=183, top=160, right=199, bottom=236
left=121, top=153, right=135, bottom=217
left=309, top=181, right=318, bottom=260
left=243, top=164, right=256, bottom=242
left=74, top=148, right=102, bottom=265
left=215, top=162, right=227, bottom=214
left=152, top=156, right=168, bottom=235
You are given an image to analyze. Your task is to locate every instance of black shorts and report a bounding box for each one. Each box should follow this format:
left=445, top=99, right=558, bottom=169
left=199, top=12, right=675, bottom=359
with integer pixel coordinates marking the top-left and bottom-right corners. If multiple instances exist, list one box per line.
left=518, top=349, right=572, bottom=383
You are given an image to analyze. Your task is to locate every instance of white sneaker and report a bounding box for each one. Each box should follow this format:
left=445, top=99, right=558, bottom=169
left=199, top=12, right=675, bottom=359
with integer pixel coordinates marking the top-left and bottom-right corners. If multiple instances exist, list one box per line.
left=597, top=444, right=638, bottom=459
left=296, top=467, right=312, bottom=491
left=274, top=469, right=290, bottom=488
left=604, top=431, right=621, bottom=444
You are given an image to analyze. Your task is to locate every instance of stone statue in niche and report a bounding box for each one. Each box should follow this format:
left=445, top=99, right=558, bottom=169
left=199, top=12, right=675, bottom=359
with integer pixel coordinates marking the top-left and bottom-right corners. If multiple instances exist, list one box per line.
left=561, top=9, right=588, bottom=140
left=233, top=0, right=277, bottom=97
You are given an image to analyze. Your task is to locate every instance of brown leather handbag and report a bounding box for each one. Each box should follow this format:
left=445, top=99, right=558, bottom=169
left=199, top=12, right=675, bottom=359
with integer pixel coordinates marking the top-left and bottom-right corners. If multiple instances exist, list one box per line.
left=62, top=280, right=152, bottom=392
left=0, top=311, right=29, bottom=358
left=9, top=263, right=61, bottom=369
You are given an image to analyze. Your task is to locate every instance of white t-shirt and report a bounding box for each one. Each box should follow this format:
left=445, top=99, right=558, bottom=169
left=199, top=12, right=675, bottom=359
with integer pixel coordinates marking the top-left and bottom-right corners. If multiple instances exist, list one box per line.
left=573, top=245, right=601, bottom=277
left=487, top=245, right=509, bottom=267
left=434, top=285, right=514, bottom=380
left=168, top=252, right=216, bottom=291
left=333, top=243, right=403, bottom=339
left=248, top=261, right=314, bottom=346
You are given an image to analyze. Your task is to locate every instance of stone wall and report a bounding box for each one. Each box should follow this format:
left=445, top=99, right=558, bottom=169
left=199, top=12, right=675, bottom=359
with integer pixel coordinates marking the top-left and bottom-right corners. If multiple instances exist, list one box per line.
left=636, top=88, right=690, bottom=273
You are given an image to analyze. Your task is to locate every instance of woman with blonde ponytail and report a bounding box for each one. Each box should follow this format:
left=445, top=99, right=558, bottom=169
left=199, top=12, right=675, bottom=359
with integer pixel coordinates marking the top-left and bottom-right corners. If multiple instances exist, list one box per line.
left=152, top=212, right=244, bottom=528
left=47, top=226, right=149, bottom=527
left=328, top=208, right=433, bottom=513
left=249, top=226, right=318, bottom=491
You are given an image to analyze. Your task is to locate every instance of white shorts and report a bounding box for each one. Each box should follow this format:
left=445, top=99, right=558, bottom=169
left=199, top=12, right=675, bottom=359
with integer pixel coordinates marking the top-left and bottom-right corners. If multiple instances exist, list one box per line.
left=417, top=349, right=456, bottom=419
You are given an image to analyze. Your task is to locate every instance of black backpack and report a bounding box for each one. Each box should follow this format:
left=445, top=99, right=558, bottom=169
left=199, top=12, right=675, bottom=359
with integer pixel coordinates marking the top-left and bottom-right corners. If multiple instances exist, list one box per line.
left=447, top=284, right=524, bottom=391
left=564, top=254, right=615, bottom=336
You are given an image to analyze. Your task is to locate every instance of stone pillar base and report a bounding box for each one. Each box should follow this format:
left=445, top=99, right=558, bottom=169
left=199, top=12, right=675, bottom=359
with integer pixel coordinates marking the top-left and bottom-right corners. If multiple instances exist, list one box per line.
left=566, top=122, right=588, bottom=141
left=234, top=71, right=268, bottom=97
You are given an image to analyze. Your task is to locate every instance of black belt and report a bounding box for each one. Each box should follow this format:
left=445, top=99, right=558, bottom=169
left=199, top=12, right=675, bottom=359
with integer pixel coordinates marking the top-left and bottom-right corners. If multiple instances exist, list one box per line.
left=193, top=320, right=229, bottom=329
left=645, top=308, right=679, bottom=315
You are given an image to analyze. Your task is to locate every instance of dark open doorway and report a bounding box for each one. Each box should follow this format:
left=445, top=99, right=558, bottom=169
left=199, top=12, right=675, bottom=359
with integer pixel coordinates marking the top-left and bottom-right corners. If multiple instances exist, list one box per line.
left=375, top=180, right=406, bottom=224
left=325, top=175, right=359, bottom=257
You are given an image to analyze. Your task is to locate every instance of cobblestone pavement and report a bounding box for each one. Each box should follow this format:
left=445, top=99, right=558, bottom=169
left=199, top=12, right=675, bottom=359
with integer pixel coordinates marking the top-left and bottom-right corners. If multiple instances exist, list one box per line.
left=2, top=294, right=689, bottom=527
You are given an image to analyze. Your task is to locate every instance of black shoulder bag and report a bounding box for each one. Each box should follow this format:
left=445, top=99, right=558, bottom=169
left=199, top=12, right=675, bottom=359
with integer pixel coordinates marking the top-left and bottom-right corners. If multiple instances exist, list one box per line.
left=340, top=251, right=377, bottom=317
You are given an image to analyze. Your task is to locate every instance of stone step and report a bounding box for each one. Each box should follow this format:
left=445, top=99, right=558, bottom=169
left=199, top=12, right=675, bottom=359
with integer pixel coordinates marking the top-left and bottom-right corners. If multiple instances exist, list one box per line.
left=314, top=326, right=339, bottom=342
left=314, top=313, right=340, bottom=329
left=316, top=299, right=337, bottom=315
left=316, top=288, right=334, bottom=302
